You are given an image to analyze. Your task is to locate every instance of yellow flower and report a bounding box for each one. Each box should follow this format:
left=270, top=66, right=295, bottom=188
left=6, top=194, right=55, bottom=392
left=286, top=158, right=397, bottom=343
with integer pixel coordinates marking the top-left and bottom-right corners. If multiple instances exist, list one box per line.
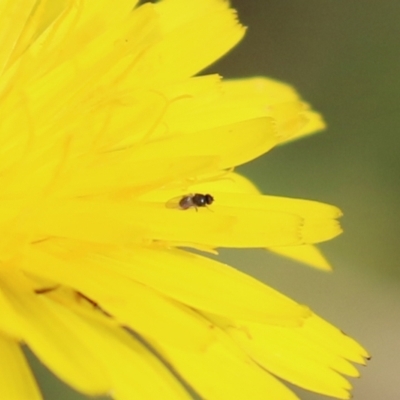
left=0, top=1, right=368, bottom=399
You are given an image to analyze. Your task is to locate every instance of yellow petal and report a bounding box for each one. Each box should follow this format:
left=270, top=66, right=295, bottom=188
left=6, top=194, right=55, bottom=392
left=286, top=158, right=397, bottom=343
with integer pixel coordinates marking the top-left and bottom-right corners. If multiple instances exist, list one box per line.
left=6, top=0, right=72, bottom=70
left=136, top=0, right=246, bottom=82
left=185, top=171, right=263, bottom=194
left=162, top=76, right=321, bottom=145
left=268, top=101, right=309, bottom=142
left=21, top=245, right=217, bottom=351
left=47, top=288, right=192, bottom=400
left=300, top=315, right=370, bottom=363
left=0, top=334, right=42, bottom=400
left=29, top=193, right=341, bottom=249
left=284, top=109, right=326, bottom=143
left=223, top=318, right=361, bottom=399
left=24, top=0, right=140, bottom=70
left=123, top=117, right=278, bottom=169
left=96, top=246, right=310, bottom=324
left=0, top=278, right=23, bottom=339
left=20, top=4, right=159, bottom=126
left=0, top=0, right=37, bottom=72
left=154, top=179, right=335, bottom=269
left=156, top=333, right=300, bottom=400
left=222, top=76, right=301, bottom=104
left=0, top=271, right=112, bottom=395
left=25, top=193, right=341, bottom=247
left=53, top=155, right=219, bottom=198
left=268, top=244, right=333, bottom=271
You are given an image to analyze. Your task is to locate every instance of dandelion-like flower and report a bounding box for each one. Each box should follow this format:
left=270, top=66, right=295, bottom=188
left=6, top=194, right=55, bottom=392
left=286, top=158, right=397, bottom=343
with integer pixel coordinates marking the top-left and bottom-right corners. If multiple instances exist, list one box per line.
left=0, top=1, right=368, bottom=399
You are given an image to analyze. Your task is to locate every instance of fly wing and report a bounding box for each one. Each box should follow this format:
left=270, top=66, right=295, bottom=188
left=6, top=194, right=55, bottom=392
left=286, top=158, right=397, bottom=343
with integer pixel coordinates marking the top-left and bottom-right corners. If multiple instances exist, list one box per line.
left=165, top=195, right=185, bottom=209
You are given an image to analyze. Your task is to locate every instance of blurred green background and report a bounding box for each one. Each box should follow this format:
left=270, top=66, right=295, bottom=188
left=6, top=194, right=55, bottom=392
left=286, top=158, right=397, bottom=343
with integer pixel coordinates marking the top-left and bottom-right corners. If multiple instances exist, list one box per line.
left=31, top=1, right=399, bottom=399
